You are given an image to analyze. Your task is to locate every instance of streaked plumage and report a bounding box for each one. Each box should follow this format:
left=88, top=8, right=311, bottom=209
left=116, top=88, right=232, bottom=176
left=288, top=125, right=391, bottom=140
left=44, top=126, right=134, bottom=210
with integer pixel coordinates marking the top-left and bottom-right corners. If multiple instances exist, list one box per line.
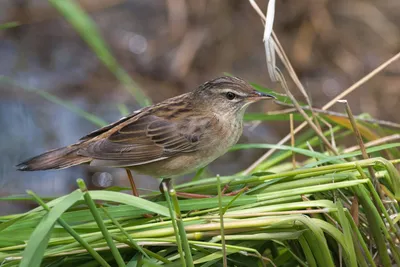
left=17, top=76, right=275, bottom=178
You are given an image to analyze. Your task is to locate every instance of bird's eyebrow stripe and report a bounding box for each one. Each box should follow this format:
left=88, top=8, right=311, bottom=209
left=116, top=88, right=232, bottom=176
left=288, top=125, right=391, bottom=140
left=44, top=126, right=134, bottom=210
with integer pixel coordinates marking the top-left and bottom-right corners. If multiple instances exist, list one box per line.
left=217, top=88, right=248, bottom=97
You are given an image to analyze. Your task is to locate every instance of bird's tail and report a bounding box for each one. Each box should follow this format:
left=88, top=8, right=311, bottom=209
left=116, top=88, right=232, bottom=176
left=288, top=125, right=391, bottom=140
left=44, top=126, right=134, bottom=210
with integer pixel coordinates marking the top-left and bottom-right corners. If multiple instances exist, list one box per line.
left=16, top=145, right=90, bottom=171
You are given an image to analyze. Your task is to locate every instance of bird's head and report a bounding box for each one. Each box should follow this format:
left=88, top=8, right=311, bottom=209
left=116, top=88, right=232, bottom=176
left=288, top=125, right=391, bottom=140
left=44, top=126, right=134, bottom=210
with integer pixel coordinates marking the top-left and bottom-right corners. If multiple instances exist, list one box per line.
left=194, top=76, right=275, bottom=117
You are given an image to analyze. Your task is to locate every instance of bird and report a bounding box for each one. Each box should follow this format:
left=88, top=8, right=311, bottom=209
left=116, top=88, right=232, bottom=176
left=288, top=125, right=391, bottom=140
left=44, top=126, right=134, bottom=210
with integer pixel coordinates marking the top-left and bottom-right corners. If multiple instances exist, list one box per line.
left=16, top=76, right=275, bottom=197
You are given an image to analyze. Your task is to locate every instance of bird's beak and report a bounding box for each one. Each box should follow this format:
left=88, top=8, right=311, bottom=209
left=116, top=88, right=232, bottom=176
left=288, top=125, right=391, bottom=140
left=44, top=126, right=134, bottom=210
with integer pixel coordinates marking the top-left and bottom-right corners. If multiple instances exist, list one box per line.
left=248, top=90, right=276, bottom=101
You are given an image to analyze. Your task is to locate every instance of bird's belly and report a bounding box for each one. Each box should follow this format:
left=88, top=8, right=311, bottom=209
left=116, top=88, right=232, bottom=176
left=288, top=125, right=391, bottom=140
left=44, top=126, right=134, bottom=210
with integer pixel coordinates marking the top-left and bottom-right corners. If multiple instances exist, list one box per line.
left=130, top=153, right=215, bottom=177
left=132, top=119, right=242, bottom=178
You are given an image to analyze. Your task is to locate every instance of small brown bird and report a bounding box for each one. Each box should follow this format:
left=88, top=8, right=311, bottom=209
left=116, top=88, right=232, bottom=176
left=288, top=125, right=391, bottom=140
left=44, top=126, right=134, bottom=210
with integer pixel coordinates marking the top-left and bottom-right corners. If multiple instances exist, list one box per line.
left=17, top=76, right=275, bottom=195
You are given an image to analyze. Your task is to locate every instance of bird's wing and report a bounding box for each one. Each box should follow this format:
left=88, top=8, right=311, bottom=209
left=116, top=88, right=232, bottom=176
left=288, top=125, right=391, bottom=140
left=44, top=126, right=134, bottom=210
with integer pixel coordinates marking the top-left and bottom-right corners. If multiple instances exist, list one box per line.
left=79, top=109, right=144, bottom=141
left=79, top=112, right=213, bottom=167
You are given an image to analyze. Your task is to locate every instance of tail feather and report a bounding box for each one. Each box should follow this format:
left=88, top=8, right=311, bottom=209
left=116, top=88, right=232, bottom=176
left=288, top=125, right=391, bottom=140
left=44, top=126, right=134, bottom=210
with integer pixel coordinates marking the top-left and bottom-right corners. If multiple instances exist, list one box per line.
left=16, top=146, right=91, bottom=171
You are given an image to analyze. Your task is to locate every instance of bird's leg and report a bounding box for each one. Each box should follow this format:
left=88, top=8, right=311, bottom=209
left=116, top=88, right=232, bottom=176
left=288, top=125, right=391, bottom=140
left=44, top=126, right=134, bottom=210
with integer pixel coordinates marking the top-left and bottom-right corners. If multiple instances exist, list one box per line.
left=127, top=171, right=152, bottom=218
left=125, top=169, right=139, bottom=197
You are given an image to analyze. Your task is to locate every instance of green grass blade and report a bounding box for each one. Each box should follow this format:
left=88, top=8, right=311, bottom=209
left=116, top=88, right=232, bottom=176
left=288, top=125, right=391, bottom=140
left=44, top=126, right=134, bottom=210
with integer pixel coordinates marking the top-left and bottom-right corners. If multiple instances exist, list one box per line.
left=162, top=183, right=186, bottom=267
left=37, top=91, right=108, bottom=127
left=29, top=190, right=170, bottom=217
left=77, top=179, right=126, bottom=267
left=344, top=211, right=376, bottom=267
left=244, top=113, right=305, bottom=122
left=0, top=76, right=108, bottom=127
left=100, top=206, right=149, bottom=260
left=298, top=235, right=317, bottom=267
left=117, top=104, right=130, bottom=116
left=0, top=194, right=55, bottom=202
left=170, top=189, right=194, bottom=267
left=216, top=176, right=227, bottom=267
left=0, top=22, right=21, bottom=29
left=352, top=183, right=392, bottom=266
left=47, top=0, right=150, bottom=106
left=192, top=241, right=265, bottom=265
left=295, top=217, right=335, bottom=267
left=88, top=191, right=170, bottom=217
left=255, top=126, right=342, bottom=171
left=231, top=143, right=335, bottom=163
left=0, top=213, right=29, bottom=232
left=126, top=253, right=139, bottom=267
left=305, top=143, right=400, bottom=168
left=20, top=189, right=83, bottom=267
left=313, top=219, right=357, bottom=267
left=28, top=191, right=110, bottom=267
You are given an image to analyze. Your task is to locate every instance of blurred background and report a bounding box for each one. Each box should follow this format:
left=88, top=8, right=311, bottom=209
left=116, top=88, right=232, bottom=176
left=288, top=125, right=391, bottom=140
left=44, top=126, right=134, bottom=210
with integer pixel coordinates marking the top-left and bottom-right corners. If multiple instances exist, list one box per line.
left=0, top=0, right=399, bottom=214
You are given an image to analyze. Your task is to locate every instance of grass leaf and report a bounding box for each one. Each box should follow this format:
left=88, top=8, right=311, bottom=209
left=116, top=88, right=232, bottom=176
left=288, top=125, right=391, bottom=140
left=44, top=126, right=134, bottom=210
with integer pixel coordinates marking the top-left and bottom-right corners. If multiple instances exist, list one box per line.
left=47, top=0, right=150, bottom=106
left=20, top=189, right=83, bottom=267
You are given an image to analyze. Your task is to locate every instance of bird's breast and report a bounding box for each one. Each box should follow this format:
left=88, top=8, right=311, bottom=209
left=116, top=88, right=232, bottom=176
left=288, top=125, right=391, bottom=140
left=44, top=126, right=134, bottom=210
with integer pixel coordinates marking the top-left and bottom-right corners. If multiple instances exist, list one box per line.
left=200, top=115, right=243, bottom=159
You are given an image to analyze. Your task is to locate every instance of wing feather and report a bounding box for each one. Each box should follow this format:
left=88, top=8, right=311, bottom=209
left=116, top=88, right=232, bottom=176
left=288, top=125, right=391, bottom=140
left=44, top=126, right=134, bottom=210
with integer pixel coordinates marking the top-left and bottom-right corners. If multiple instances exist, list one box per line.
left=79, top=112, right=212, bottom=167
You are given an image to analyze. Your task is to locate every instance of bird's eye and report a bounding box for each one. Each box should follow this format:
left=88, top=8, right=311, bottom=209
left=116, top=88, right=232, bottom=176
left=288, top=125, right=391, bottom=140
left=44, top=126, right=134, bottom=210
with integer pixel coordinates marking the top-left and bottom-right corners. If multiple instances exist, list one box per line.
left=225, top=92, right=236, bottom=100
